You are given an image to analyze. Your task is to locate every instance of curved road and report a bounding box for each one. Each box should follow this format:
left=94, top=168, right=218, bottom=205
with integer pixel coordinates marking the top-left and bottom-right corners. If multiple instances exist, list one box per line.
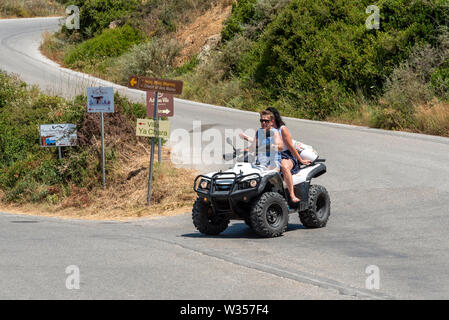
left=1, top=17, right=449, bottom=299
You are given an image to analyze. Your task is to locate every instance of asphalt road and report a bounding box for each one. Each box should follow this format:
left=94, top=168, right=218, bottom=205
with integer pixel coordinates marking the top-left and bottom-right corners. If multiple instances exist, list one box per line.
left=1, top=17, right=449, bottom=300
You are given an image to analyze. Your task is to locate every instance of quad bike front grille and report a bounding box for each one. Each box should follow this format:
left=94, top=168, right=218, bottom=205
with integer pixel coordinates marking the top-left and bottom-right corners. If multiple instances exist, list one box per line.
left=215, top=183, right=232, bottom=192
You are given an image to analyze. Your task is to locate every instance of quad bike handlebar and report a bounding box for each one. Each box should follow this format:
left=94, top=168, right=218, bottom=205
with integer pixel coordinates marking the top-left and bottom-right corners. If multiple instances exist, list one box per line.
left=223, top=137, right=325, bottom=165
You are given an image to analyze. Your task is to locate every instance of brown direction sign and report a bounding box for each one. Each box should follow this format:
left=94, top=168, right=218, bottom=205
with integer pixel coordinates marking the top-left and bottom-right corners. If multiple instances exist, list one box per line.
left=147, top=91, right=174, bottom=117
left=128, top=76, right=183, bottom=95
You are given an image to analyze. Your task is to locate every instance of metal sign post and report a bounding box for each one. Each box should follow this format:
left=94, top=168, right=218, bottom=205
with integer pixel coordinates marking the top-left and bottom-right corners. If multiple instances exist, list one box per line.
left=58, top=147, right=62, bottom=160
left=87, top=87, right=114, bottom=190
left=158, top=116, right=162, bottom=163
left=101, top=112, right=106, bottom=190
left=147, top=91, right=159, bottom=205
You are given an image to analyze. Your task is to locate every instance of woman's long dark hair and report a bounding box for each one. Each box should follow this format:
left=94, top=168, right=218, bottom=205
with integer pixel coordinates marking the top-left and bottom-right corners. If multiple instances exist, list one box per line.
left=265, top=107, right=285, bottom=129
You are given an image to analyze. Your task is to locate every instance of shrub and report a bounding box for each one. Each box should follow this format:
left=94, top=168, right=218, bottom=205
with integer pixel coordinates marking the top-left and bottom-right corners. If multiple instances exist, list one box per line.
left=68, top=0, right=140, bottom=39
left=63, top=24, right=145, bottom=68
left=112, top=38, right=181, bottom=84
left=372, top=39, right=449, bottom=130
left=221, top=0, right=258, bottom=42
left=431, top=60, right=449, bottom=101
left=221, top=0, right=290, bottom=42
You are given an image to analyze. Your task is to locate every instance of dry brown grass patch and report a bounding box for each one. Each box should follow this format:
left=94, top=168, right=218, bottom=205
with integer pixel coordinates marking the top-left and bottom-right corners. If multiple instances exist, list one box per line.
left=414, top=99, right=449, bottom=137
left=0, top=145, right=199, bottom=221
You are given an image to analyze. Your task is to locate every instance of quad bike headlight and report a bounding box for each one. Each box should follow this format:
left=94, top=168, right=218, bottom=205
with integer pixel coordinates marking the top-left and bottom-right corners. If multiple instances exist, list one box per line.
left=200, top=179, right=209, bottom=189
left=249, top=179, right=258, bottom=188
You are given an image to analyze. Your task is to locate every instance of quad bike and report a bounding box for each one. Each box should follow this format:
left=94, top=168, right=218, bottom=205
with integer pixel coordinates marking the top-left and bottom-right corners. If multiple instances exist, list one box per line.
left=192, top=137, right=331, bottom=238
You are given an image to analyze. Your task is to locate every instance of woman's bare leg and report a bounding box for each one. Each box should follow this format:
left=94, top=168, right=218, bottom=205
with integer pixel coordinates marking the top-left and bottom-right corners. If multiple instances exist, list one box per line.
left=281, top=159, right=299, bottom=203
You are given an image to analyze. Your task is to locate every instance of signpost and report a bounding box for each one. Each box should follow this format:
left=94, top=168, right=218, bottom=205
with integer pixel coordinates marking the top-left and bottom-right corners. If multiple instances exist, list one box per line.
left=128, top=76, right=183, bottom=95
left=40, top=124, right=77, bottom=160
left=87, top=87, right=114, bottom=190
left=136, top=119, right=170, bottom=139
left=128, top=76, right=182, bottom=205
left=146, top=91, right=174, bottom=163
left=146, top=92, right=174, bottom=117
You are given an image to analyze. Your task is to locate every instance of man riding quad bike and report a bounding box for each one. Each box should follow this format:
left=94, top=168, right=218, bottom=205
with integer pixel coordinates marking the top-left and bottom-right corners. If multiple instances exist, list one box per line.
left=192, top=138, right=330, bottom=238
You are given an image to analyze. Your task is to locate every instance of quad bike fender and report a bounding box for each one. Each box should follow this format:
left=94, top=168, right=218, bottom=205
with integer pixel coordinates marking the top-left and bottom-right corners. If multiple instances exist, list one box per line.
left=306, top=163, right=327, bottom=181
left=257, top=171, right=285, bottom=196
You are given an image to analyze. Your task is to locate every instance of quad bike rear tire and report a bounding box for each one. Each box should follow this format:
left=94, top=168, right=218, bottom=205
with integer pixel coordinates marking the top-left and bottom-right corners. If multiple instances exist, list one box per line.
left=250, top=192, right=289, bottom=237
left=299, top=185, right=330, bottom=228
left=192, top=197, right=230, bottom=235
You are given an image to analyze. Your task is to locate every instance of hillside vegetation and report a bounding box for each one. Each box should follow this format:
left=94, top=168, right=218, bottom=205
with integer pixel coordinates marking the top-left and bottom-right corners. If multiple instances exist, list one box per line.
left=42, top=0, right=449, bottom=136
left=198, top=0, right=449, bottom=133
left=0, top=71, right=197, bottom=218
left=0, top=0, right=64, bottom=18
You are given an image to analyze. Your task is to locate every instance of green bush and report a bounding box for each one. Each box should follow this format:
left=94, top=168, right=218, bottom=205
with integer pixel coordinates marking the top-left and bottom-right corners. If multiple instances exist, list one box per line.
left=0, top=64, right=149, bottom=203
left=64, top=24, right=145, bottom=68
left=68, top=0, right=140, bottom=39
left=174, top=55, right=200, bottom=76
left=236, top=0, right=449, bottom=120
left=221, top=0, right=290, bottom=42
left=112, top=38, right=181, bottom=84
left=0, top=71, right=96, bottom=202
left=431, top=60, right=449, bottom=101
left=372, top=35, right=449, bottom=130
left=221, top=0, right=258, bottom=42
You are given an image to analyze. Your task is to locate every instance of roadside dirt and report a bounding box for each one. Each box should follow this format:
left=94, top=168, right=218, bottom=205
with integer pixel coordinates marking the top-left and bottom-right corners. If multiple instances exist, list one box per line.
left=0, top=145, right=198, bottom=221
left=174, top=1, right=233, bottom=66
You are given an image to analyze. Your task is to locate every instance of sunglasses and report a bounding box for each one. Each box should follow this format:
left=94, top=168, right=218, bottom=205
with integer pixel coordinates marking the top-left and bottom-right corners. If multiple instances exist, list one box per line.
left=260, top=119, right=270, bottom=124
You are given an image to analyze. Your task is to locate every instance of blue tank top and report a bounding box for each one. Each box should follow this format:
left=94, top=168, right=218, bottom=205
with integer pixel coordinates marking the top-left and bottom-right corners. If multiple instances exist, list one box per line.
left=255, top=128, right=281, bottom=169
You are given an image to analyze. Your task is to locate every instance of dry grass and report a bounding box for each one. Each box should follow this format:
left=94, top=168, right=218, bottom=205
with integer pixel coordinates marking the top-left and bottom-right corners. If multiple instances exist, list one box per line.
left=414, top=99, right=449, bottom=137
left=326, top=104, right=373, bottom=127
left=0, top=145, right=199, bottom=221
left=40, top=31, right=67, bottom=64
left=0, top=0, right=64, bottom=18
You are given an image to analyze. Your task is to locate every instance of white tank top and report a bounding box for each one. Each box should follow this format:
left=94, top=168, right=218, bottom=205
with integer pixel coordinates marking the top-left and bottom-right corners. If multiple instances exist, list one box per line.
left=277, top=125, right=288, bottom=152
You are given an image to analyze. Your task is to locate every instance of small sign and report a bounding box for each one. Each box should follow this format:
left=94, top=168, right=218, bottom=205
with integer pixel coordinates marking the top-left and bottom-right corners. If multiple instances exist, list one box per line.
left=136, top=119, right=170, bottom=139
left=87, top=87, right=114, bottom=113
left=40, top=124, right=77, bottom=147
left=146, top=91, right=174, bottom=117
left=128, top=76, right=183, bottom=95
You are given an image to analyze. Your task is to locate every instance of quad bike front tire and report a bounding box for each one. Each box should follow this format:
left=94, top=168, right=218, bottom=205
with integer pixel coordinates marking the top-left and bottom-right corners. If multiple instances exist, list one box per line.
left=299, top=185, right=330, bottom=228
left=244, top=217, right=253, bottom=229
left=192, top=197, right=230, bottom=235
left=250, top=192, right=289, bottom=237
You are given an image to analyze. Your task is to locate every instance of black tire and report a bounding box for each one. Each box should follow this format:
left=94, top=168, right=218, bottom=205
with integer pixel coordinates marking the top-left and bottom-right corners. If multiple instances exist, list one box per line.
left=250, top=192, right=289, bottom=238
left=299, top=185, right=330, bottom=228
left=192, top=198, right=230, bottom=235
left=244, top=217, right=253, bottom=229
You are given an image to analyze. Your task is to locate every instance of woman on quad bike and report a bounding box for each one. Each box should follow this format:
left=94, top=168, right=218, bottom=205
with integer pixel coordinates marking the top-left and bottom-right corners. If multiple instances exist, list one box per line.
left=248, top=110, right=283, bottom=170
